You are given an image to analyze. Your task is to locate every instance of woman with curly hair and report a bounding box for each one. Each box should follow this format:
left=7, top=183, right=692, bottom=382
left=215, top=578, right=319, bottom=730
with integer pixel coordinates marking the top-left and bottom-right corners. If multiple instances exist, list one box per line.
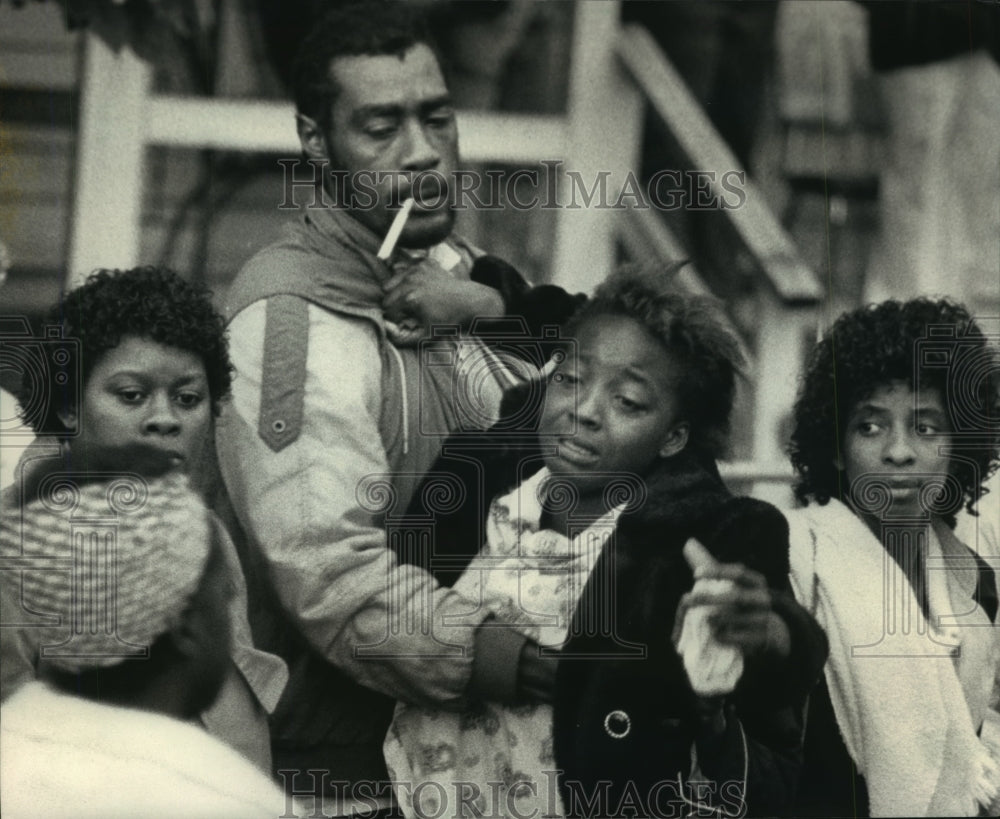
left=385, top=267, right=828, bottom=818
left=786, top=298, right=1000, bottom=817
left=23, top=266, right=233, bottom=471
left=2, top=267, right=287, bottom=772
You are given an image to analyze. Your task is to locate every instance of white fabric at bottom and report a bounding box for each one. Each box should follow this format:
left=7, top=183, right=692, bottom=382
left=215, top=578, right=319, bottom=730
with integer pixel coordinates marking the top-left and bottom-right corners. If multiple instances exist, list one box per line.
left=0, top=682, right=293, bottom=818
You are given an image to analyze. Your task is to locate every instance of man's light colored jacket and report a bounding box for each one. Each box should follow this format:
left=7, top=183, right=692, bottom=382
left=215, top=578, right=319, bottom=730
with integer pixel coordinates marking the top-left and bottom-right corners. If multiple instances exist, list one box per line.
left=215, top=204, right=514, bottom=779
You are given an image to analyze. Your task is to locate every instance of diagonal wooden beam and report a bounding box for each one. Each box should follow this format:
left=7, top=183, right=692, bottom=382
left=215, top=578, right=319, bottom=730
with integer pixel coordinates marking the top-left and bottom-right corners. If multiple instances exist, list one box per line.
left=616, top=24, right=822, bottom=305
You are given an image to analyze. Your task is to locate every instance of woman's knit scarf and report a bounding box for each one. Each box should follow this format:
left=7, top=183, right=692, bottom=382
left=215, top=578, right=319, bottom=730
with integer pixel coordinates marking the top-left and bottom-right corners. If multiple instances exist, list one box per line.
left=786, top=499, right=995, bottom=816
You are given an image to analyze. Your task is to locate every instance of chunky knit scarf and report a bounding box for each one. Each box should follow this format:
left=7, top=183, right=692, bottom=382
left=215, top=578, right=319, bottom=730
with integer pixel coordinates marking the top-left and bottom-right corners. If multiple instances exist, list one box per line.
left=786, top=499, right=997, bottom=816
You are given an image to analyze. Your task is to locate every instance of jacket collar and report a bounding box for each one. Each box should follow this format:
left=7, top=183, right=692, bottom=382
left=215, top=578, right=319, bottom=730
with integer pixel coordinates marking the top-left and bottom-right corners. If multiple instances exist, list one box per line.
left=622, top=447, right=729, bottom=525
left=302, top=203, right=383, bottom=260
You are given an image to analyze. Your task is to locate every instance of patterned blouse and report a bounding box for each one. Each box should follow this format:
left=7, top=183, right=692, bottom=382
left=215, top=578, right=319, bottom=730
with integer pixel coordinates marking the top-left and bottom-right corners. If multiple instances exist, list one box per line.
left=384, top=467, right=625, bottom=818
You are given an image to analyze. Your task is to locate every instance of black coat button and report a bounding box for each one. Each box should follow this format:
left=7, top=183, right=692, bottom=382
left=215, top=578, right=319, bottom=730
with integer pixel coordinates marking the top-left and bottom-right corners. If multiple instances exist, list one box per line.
left=603, top=709, right=631, bottom=739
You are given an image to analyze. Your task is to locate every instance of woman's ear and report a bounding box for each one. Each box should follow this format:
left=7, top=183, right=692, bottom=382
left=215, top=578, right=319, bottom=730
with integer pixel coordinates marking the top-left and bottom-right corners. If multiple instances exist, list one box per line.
left=295, top=113, right=329, bottom=162
left=659, top=423, right=690, bottom=459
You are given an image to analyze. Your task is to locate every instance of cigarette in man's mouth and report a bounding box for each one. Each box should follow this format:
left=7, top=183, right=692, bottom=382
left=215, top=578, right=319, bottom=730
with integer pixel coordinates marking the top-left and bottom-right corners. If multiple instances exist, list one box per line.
left=377, top=197, right=415, bottom=261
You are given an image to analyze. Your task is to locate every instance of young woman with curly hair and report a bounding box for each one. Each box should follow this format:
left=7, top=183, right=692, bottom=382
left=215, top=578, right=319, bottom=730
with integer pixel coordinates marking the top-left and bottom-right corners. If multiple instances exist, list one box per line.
left=23, top=266, right=232, bottom=444
left=786, top=298, right=1000, bottom=817
left=385, top=267, right=828, bottom=819
left=3, top=267, right=287, bottom=773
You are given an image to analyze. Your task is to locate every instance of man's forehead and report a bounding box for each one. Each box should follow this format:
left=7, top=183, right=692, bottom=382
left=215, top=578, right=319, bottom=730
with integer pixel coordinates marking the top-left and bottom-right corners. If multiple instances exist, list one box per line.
left=328, top=43, right=448, bottom=111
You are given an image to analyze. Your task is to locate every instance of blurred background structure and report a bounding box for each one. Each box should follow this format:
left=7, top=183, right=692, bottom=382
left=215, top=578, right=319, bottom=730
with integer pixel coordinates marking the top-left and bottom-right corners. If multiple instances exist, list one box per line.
left=2, top=0, right=998, bottom=501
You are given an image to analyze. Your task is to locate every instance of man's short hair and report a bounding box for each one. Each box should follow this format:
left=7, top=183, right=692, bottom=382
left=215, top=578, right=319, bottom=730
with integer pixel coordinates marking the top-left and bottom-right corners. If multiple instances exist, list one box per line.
left=292, top=1, right=438, bottom=131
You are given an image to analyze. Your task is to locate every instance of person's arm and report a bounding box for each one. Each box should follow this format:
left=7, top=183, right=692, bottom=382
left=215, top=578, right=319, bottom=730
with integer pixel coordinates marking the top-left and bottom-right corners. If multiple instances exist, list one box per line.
left=674, top=506, right=827, bottom=814
left=382, top=258, right=506, bottom=332
left=685, top=503, right=828, bottom=705
left=677, top=561, right=828, bottom=708
left=208, top=515, right=289, bottom=715
left=383, top=254, right=586, bottom=344
left=216, top=299, right=525, bottom=707
left=399, top=415, right=560, bottom=705
left=468, top=255, right=587, bottom=340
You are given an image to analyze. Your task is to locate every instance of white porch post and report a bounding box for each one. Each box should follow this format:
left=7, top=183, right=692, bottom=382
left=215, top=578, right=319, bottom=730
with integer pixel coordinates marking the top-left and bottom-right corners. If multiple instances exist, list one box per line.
left=67, top=32, right=151, bottom=287
left=752, top=293, right=819, bottom=502
left=551, top=0, right=640, bottom=293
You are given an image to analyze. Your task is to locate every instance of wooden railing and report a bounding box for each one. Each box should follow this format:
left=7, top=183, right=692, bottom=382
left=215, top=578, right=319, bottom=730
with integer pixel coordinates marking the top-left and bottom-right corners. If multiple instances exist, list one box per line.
left=616, top=24, right=822, bottom=305
left=612, top=24, right=822, bottom=493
